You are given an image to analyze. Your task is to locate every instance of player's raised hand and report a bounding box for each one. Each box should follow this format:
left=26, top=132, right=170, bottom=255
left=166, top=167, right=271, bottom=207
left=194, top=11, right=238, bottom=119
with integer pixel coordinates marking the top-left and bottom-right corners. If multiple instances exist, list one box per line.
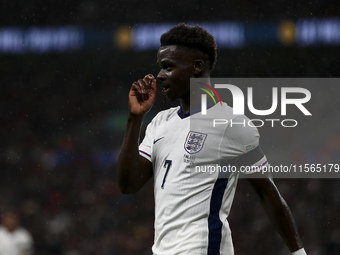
left=129, top=74, right=157, bottom=115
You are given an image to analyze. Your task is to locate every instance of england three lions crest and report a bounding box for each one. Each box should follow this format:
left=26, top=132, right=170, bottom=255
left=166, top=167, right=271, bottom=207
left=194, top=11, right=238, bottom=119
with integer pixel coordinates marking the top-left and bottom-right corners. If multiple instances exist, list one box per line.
left=184, top=131, right=207, bottom=154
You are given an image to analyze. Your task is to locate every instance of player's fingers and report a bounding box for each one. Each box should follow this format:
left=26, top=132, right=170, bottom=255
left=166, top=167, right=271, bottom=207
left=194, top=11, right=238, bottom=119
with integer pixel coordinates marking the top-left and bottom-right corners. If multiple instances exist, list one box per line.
left=143, top=74, right=155, bottom=93
left=131, top=82, right=142, bottom=94
left=131, top=82, right=143, bottom=102
left=149, top=78, right=157, bottom=98
left=138, top=78, right=150, bottom=101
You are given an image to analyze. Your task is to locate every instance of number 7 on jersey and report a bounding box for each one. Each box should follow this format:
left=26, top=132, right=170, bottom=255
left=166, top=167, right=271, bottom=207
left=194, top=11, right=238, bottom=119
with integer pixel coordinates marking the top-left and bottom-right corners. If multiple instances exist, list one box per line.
left=161, top=159, right=172, bottom=189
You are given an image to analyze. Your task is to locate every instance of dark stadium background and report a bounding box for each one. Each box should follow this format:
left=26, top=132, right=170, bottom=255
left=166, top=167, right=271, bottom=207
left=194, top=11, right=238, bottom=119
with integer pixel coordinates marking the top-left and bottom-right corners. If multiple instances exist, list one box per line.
left=1, top=1, right=339, bottom=254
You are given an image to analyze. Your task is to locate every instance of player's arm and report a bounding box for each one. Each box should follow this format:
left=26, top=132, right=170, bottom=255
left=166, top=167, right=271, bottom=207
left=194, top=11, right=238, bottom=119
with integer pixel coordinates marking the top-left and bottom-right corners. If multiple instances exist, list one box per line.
left=225, top=116, right=306, bottom=254
left=117, top=74, right=156, bottom=194
left=247, top=177, right=306, bottom=254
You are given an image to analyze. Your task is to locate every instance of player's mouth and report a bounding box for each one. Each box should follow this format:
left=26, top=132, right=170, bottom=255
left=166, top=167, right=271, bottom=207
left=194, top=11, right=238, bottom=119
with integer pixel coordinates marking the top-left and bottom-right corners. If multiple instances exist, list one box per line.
left=161, top=85, right=170, bottom=95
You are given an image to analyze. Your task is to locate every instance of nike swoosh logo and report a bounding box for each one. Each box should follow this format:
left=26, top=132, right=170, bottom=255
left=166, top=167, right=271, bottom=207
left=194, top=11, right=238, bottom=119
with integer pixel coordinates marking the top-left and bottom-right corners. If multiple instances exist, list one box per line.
left=153, top=137, right=164, bottom=144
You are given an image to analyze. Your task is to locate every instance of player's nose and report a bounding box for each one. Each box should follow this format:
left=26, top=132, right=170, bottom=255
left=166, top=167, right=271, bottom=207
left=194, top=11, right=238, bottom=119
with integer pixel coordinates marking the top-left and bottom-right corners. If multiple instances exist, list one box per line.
left=157, top=69, right=166, bottom=82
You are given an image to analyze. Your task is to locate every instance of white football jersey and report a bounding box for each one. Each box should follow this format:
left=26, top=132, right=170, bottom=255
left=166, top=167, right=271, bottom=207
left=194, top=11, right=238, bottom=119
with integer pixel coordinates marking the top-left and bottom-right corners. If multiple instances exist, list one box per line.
left=0, top=226, right=33, bottom=255
left=139, top=103, right=268, bottom=255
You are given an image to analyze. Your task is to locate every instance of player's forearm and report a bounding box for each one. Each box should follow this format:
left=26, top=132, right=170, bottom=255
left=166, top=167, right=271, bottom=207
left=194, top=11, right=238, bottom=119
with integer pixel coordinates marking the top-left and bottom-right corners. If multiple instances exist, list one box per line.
left=117, top=113, right=145, bottom=193
left=260, top=187, right=304, bottom=252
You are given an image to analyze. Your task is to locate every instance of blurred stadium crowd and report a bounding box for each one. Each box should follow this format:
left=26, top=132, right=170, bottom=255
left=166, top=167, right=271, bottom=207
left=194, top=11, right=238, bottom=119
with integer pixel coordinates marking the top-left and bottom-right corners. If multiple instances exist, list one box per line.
left=1, top=1, right=340, bottom=254
left=2, top=0, right=339, bottom=26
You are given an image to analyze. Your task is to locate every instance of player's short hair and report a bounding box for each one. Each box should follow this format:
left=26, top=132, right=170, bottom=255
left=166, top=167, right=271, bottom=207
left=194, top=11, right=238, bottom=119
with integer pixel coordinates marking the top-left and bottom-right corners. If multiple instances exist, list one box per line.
left=160, top=23, right=218, bottom=71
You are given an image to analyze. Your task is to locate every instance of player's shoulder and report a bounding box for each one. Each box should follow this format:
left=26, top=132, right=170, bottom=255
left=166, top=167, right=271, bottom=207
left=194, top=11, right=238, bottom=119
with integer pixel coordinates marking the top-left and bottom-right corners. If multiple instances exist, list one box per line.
left=151, top=106, right=180, bottom=125
left=206, top=101, right=236, bottom=119
left=208, top=102, right=253, bottom=122
left=216, top=102, right=260, bottom=146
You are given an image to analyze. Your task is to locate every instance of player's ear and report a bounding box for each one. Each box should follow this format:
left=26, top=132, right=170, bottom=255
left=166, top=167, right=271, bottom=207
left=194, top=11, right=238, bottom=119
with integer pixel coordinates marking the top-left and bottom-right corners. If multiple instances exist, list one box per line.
left=193, top=59, right=205, bottom=77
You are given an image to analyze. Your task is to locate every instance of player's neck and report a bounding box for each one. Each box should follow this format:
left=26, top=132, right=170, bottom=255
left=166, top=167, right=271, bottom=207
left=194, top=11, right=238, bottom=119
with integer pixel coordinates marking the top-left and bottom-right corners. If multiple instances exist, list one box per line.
left=179, top=93, right=202, bottom=115
left=179, top=98, right=190, bottom=115
left=179, top=75, right=211, bottom=115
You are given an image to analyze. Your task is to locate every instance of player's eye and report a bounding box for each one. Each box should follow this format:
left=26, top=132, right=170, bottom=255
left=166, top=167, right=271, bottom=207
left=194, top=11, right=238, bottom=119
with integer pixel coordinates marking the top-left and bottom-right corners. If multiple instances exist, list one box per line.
left=165, top=64, right=174, bottom=70
left=160, top=65, right=170, bottom=71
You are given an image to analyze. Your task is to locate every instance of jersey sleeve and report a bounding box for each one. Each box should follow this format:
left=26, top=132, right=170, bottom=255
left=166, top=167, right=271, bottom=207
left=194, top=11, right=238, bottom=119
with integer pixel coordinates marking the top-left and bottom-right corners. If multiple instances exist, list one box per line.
left=220, top=115, right=268, bottom=174
left=138, top=118, right=156, bottom=162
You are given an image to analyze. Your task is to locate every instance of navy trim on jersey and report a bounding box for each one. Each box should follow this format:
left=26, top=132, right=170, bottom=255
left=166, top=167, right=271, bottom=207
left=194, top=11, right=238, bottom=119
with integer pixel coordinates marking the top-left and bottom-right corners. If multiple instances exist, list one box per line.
left=207, top=178, right=229, bottom=255
left=139, top=150, right=151, bottom=159
left=227, top=145, right=265, bottom=168
left=177, top=107, right=190, bottom=119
